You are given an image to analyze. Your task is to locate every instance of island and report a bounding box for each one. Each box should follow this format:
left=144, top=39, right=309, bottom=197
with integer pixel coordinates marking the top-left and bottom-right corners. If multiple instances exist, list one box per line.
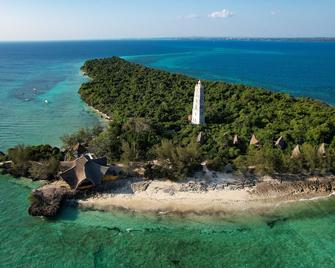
left=1, top=56, right=335, bottom=217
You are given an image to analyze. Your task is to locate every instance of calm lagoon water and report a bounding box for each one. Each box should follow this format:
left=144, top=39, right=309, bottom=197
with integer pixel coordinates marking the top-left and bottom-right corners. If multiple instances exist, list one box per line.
left=1, top=40, right=335, bottom=267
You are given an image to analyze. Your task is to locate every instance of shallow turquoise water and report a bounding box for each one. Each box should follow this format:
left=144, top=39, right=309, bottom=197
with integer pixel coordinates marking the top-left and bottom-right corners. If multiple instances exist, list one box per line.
left=1, top=175, right=335, bottom=267
left=1, top=40, right=335, bottom=267
left=0, top=60, right=100, bottom=150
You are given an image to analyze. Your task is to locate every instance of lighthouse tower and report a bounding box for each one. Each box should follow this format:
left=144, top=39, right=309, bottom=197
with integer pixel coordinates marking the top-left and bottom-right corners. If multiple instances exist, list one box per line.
left=191, top=80, right=205, bottom=125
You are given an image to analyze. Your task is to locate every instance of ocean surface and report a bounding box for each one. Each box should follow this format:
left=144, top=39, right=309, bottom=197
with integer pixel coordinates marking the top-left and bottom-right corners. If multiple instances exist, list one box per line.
left=1, top=40, right=335, bottom=267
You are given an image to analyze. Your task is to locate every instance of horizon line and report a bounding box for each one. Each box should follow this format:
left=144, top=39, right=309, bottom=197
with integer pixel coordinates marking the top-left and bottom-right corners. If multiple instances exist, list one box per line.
left=0, top=36, right=335, bottom=43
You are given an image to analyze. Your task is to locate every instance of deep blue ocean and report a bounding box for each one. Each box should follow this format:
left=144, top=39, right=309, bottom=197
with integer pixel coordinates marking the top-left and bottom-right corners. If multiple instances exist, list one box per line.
left=1, top=40, right=335, bottom=267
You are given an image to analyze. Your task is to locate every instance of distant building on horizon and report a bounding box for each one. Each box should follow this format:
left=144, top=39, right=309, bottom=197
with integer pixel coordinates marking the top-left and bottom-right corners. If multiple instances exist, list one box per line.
left=191, top=80, right=205, bottom=125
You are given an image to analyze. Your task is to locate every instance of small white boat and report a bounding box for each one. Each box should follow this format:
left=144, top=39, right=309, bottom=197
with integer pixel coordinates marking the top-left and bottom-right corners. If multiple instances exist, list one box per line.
left=44, top=99, right=49, bottom=104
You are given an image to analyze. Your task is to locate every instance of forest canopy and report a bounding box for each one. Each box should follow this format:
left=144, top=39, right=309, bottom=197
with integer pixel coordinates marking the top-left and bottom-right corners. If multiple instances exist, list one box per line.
left=78, top=56, right=335, bottom=176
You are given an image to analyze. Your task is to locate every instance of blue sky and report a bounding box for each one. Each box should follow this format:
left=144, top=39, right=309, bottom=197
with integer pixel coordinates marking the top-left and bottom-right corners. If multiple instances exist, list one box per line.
left=0, top=0, right=334, bottom=40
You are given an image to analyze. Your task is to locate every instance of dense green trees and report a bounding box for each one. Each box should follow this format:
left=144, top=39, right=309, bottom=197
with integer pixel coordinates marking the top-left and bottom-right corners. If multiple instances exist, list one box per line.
left=152, top=139, right=203, bottom=179
left=5, top=145, right=63, bottom=179
left=61, top=126, right=103, bottom=149
left=28, top=158, right=60, bottom=181
left=234, top=144, right=335, bottom=176
left=76, top=57, right=335, bottom=178
left=90, top=118, right=160, bottom=162
left=4, top=57, right=333, bottom=180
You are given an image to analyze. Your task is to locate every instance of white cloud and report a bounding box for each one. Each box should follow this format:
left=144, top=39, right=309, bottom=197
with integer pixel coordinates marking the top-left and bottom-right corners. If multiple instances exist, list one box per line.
left=209, top=9, right=234, bottom=19
left=270, top=10, right=280, bottom=16
left=178, top=13, right=200, bottom=20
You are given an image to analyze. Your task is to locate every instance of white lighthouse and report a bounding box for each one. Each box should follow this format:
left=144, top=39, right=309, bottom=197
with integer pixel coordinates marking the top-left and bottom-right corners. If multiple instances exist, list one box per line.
left=191, top=80, right=205, bottom=125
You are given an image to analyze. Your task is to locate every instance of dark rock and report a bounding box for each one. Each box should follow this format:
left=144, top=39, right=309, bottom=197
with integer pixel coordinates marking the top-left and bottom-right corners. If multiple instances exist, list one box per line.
left=207, top=183, right=217, bottom=191
left=215, top=184, right=225, bottom=190
left=224, top=164, right=233, bottom=173
left=0, top=161, right=12, bottom=169
left=162, top=186, right=176, bottom=195
left=180, top=182, right=208, bottom=192
left=253, top=176, right=335, bottom=196
left=266, top=217, right=288, bottom=229
left=171, top=260, right=180, bottom=265
left=105, top=226, right=122, bottom=233
left=130, top=181, right=151, bottom=192
left=28, top=186, right=72, bottom=217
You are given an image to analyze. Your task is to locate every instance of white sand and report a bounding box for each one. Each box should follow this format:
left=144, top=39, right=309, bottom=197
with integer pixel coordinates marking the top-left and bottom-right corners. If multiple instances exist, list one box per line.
left=77, top=173, right=334, bottom=216
left=77, top=180, right=278, bottom=215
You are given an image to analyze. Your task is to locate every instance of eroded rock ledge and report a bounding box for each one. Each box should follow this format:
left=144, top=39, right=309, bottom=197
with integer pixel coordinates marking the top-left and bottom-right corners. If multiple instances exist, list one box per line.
left=253, top=176, right=335, bottom=197
left=28, top=175, right=335, bottom=217
left=28, top=183, right=73, bottom=217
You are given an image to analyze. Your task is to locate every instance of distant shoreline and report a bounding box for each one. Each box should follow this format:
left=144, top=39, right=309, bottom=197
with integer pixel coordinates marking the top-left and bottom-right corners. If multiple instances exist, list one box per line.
left=80, top=70, right=111, bottom=123
left=1, top=37, right=335, bottom=43
left=88, top=105, right=111, bottom=122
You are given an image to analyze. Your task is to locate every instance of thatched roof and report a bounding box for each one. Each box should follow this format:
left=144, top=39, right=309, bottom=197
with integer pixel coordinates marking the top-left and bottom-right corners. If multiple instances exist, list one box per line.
left=318, top=143, right=326, bottom=157
left=233, top=134, right=239, bottom=145
left=72, top=143, right=87, bottom=156
left=250, top=134, right=259, bottom=145
left=291, top=145, right=301, bottom=158
left=60, top=155, right=111, bottom=190
left=275, top=136, right=286, bottom=149
left=197, top=132, right=205, bottom=144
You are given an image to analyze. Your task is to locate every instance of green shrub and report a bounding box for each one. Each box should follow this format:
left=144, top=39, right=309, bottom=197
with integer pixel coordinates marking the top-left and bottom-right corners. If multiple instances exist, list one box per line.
left=153, top=139, right=203, bottom=180
left=61, top=125, right=103, bottom=149
left=29, top=158, right=60, bottom=181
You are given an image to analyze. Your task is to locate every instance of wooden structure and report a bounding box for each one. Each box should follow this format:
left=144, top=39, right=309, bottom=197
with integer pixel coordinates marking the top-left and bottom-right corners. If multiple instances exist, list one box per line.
left=250, top=134, right=260, bottom=146
left=291, top=145, right=301, bottom=158
left=233, top=134, right=239, bottom=145
left=318, top=143, right=326, bottom=157
left=60, top=155, right=120, bottom=190
left=72, top=143, right=87, bottom=158
left=275, top=136, right=286, bottom=149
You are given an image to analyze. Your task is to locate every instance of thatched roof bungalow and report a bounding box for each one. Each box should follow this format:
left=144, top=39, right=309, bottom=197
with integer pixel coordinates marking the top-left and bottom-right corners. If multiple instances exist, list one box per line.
left=250, top=134, right=260, bottom=146
left=275, top=136, right=286, bottom=149
left=197, top=132, right=205, bottom=144
left=72, top=143, right=87, bottom=158
left=291, top=145, right=301, bottom=158
left=318, top=143, right=326, bottom=157
left=233, top=134, right=239, bottom=145
left=60, top=155, right=118, bottom=190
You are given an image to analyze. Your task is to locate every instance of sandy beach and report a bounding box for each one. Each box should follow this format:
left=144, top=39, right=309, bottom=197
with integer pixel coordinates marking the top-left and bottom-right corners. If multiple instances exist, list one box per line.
left=88, top=105, right=111, bottom=121
left=76, top=175, right=335, bottom=217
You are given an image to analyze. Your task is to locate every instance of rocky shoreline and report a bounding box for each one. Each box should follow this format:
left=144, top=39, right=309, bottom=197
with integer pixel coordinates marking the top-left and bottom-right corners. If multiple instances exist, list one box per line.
left=28, top=181, right=74, bottom=217
left=75, top=175, right=335, bottom=217
left=88, top=105, right=111, bottom=122
left=26, top=173, right=335, bottom=217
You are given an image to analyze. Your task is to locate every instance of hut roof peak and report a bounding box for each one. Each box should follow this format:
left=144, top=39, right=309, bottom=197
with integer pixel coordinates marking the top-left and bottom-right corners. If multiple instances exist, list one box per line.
left=292, top=145, right=301, bottom=158
left=59, top=155, right=110, bottom=190
left=275, top=136, right=286, bottom=149
left=318, top=143, right=326, bottom=157
left=233, top=134, right=239, bottom=145
left=250, top=134, right=259, bottom=145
